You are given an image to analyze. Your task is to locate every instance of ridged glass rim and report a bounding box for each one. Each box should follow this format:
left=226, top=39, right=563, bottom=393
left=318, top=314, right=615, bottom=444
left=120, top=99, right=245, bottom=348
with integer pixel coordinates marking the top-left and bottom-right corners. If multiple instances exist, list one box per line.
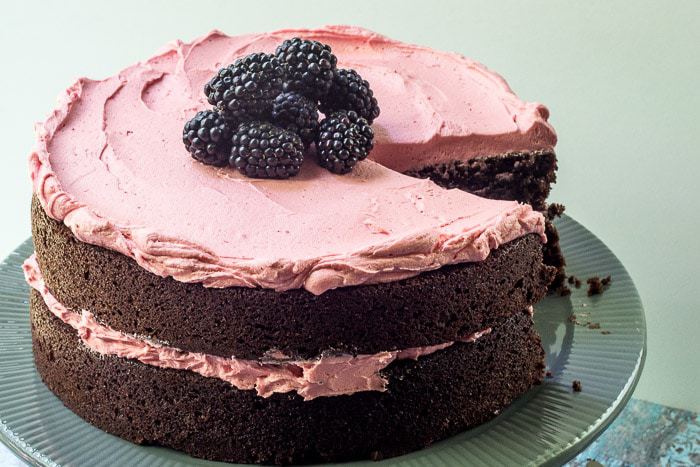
left=0, top=214, right=646, bottom=466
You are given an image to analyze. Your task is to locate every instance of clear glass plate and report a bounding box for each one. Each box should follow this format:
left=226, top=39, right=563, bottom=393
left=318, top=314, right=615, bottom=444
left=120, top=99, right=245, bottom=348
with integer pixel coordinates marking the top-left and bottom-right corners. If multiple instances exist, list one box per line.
left=0, top=215, right=646, bottom=466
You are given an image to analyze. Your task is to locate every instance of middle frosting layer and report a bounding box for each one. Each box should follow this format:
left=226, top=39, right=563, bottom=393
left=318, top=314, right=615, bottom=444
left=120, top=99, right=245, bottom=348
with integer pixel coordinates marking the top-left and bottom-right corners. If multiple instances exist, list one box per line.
left=30, top=28, right=546, bottom=294
left=25, top=255, right=491, bottom=400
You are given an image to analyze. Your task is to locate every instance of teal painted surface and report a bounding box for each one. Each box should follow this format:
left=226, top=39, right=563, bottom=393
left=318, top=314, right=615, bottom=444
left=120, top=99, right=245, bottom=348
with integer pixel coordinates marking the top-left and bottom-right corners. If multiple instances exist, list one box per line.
left=568, top=399, right=699, bottom=467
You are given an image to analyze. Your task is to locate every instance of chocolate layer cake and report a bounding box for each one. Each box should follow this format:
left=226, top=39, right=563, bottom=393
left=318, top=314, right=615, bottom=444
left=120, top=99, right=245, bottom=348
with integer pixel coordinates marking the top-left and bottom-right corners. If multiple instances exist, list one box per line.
left=26, top=26, right=560, bottom=463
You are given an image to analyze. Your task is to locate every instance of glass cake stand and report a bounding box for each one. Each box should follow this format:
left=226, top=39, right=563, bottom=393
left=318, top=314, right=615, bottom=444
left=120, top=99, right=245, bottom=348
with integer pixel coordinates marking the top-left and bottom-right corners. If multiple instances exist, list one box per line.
left=0, top=214, right=646, bottom=466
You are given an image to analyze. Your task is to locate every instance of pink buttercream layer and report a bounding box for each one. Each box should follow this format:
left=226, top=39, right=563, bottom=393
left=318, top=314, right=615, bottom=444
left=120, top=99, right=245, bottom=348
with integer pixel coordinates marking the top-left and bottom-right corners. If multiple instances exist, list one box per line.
left=24, top=254, right=490, bottom=400
left=30, top=26, right=549, bottom=294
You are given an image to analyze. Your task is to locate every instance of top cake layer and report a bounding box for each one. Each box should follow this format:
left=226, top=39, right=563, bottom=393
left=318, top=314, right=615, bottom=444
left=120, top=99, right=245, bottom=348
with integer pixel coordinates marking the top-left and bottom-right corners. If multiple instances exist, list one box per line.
left=30, top=26, right=553, bottom=294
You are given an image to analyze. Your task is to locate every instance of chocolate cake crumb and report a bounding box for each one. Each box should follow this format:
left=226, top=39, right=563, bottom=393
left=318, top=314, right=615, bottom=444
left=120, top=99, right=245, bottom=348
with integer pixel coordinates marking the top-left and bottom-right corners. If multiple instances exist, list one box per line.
left=567, top=275, right=582, bottom=288
left=587, top=275, right=612, bottom=296
left=559, top=286, right=571, bottom=296
left=546, top=371, right=553, bottom=378
left=572, top=380, right=582, bottom=392
left=568, top=314, right=610, bottom=334
left=546, top=203, right=565, bottom=221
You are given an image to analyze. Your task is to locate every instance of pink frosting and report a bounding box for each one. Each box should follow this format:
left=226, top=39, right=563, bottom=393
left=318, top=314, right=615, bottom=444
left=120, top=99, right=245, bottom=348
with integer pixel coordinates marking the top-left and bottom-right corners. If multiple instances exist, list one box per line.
left=30, top=26, right=549, bottom=295
left=24, top=254, right=490, bottom=400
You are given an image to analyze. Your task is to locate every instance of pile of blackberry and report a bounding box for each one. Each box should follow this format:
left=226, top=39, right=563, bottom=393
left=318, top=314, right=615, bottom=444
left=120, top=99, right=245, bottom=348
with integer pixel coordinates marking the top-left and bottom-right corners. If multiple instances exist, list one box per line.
left=183, top=37, right=380, bottom=179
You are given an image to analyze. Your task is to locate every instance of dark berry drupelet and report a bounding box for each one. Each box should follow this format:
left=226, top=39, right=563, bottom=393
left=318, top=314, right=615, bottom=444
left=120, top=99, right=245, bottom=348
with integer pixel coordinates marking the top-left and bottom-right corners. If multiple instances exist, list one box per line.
left=230, top=122, right=304, bottom=179
left=320, top=69, right=381, bottom=124
left=204, top=53, right=285, bottom=121
left=316, top=111, right=374, bottom=174
left=275, top=38, right=337, bottom=99
left=182, top=110, right=234, bottom=167
left=271, top=92, right=320, bottom=146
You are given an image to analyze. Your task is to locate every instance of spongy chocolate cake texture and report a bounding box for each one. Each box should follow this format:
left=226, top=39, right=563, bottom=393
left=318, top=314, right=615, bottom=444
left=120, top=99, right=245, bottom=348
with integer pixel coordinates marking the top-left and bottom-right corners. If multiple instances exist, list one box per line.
left=32, top=293, right=544, bottom=464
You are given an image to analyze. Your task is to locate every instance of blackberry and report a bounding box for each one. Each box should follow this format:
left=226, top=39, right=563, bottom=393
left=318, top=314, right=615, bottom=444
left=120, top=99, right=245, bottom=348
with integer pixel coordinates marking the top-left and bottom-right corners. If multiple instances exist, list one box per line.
left=275, top=38, right=337, bottom=99
left=182, top=110, right=234, bottom=167
left=320, top=69, right=380, bottom=124
left=316, top=111, right=374, bottom=174
left=204, top=53, right=285, bottom=121
left=271, top=92, right=320, bottom=146
left=230, top=122, right=304, bottom=179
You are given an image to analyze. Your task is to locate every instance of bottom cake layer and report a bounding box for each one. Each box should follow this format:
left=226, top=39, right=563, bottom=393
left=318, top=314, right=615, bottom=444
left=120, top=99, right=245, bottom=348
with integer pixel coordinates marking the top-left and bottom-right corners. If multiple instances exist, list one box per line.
left=31, top=291, right=545, bottom=465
